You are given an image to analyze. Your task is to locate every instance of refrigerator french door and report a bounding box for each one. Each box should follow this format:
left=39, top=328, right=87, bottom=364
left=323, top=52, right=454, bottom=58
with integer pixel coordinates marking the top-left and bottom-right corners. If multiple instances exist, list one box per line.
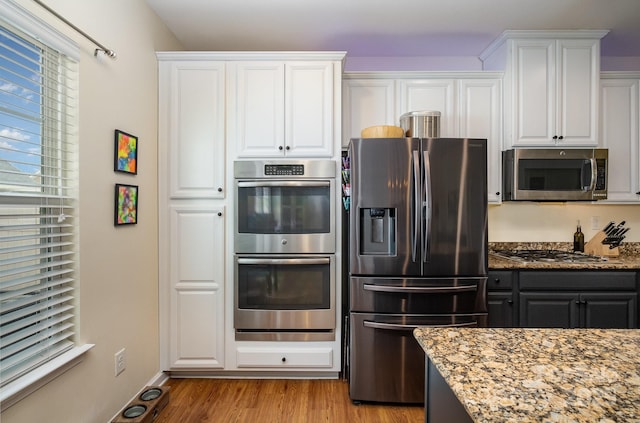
left=348, top=137, right=488, bottom=404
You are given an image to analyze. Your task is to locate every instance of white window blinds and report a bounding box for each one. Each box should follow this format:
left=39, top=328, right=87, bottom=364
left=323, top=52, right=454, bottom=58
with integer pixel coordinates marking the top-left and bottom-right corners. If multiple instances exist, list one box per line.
left=0, top=22, right=79, bottom=388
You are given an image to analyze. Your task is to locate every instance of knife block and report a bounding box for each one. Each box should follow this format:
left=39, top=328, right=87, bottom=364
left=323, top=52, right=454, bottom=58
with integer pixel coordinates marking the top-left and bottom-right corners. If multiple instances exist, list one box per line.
left=584, top=231, right=620, bottom=257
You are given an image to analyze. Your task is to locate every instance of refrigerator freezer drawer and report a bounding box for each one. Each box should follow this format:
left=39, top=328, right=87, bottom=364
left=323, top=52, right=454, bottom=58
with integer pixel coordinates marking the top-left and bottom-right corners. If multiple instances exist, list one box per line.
left=350, top=276, right=488, bottom=314
left=348, top=313, right=487, bottom=404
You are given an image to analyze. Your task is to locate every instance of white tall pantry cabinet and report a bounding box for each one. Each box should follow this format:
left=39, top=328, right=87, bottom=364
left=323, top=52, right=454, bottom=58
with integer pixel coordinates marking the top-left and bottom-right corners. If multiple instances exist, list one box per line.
left=157, top=52, right=345, bottom=374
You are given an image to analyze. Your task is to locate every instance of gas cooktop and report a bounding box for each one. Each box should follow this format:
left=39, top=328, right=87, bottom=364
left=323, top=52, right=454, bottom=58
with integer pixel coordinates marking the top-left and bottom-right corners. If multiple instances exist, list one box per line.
left=491, top=249, right=610, bottom=263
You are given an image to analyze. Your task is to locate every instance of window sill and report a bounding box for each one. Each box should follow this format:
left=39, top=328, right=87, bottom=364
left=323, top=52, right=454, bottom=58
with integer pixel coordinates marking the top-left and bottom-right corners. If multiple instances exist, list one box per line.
left=0, top=344, right=95, bottom=411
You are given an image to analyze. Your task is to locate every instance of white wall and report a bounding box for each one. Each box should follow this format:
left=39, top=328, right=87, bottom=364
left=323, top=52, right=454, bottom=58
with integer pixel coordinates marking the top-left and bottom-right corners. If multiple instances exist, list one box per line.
left=489, top=203, right=640, bottom=243
left=1, top=1, right=182, bottom=422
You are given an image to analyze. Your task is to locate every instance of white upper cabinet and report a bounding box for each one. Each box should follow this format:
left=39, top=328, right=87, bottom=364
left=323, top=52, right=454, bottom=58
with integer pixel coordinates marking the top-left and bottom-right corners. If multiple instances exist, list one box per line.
left=397, top=79, right=456, bottom=137
left=458, top=78, right=503, bottom=203
left=342, top=79, right=395, bottom=148
left=231, top=61, right=337, bottom=158
left=481, top=30, right=608, bottom=148
left=159, top=61, right=226, bottom=199
left=600, top=75, right=640, bottom=203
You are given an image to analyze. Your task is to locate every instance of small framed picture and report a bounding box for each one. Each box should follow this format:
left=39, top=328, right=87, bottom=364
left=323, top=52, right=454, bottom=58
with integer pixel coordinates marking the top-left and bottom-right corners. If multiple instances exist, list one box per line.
left=115, top=183, right=138, bottom=226
left=114, top=129, right=138, bottom=174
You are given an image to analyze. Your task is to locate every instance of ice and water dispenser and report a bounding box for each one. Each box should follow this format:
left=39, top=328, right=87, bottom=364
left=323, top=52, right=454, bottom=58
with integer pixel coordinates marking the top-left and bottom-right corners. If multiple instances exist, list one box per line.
left=359, top=208, right=396, bottom=255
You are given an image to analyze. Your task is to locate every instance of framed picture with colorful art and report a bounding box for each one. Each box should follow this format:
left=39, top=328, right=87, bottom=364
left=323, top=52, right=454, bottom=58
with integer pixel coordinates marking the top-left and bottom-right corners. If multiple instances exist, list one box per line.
left=114, top=183, right=138, bottom=226
left=114, top=129, right=138, bottom=174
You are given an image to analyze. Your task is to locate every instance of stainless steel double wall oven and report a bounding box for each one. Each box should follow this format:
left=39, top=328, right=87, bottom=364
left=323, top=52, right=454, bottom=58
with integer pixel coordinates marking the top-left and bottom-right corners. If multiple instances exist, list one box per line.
left=234, top=160, right=337, bottom=341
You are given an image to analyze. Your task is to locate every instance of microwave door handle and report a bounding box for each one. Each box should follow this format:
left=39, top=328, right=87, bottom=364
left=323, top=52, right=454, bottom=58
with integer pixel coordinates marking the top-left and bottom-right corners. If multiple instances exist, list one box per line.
left=422, top=150, right=432, bottom=263
left=588, top=158, right=597, bottom=191
left=412, top=150, right=420, bottom=262
left=363, top=320, right=478, bottom=331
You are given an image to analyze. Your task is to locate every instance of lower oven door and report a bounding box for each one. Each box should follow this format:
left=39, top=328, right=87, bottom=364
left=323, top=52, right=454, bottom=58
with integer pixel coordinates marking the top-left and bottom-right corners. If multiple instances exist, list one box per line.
left=235, top=255, right=335, bottom=338
left=349, top=313, right=485, bottom=404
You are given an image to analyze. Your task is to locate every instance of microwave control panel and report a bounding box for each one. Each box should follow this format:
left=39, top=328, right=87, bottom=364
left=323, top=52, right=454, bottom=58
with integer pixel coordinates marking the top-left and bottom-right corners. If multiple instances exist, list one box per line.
left=264, top=164, right=304, bottom=176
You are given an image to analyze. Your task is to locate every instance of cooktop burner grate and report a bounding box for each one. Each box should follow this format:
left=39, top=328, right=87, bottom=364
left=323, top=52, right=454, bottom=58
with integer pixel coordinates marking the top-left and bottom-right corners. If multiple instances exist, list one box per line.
left=491, top=249, right=610, bottom=263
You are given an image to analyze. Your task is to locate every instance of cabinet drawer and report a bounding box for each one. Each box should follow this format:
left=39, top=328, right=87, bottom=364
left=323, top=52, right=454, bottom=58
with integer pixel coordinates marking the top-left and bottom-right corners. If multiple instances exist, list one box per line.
left=236, top=347, right=333, bottom=368
left=519, top=271, right=637, bottom=291
left=487, top=271, right=514, bottom=290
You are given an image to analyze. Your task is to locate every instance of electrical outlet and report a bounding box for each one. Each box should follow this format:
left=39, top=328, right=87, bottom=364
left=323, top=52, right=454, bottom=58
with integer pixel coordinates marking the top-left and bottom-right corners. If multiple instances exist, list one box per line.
left=591, top=216, right=600, bottom=230
left=114, top=348, right=126, bottom=376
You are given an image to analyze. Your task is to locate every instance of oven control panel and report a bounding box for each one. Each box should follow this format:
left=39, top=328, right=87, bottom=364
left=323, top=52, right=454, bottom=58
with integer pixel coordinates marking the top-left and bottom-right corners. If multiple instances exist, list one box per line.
left=264, top=164, right=304, bottom=176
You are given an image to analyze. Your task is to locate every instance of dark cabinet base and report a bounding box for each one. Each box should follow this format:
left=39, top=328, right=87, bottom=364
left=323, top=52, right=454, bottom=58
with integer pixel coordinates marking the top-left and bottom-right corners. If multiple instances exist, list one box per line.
left=425, top=358, right=472, bottom=423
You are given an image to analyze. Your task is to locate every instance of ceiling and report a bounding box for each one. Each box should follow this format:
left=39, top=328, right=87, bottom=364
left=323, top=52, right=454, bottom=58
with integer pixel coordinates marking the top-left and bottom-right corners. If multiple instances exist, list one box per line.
left=145, top=0, right=640, bottom=59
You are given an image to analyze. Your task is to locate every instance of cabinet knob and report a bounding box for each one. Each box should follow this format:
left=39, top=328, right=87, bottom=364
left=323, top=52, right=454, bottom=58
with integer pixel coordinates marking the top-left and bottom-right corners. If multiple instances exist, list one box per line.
left=217, top=212, right=222, bottom=217
left=281, top=357, right=286, bottom=363
left=507, top=300, right=513, bottom=305
left=496, top=192, right=500, bottom=196
left=636, top=191, right=640, bottom=195
left=558, top=135, right=564, bottom=140
left=494, top=278, right=500, bottom=284
left=285, top=146, right=290, bottom=150
left=279, top=146, right=284, bottom=151
left=553, top=135, right=558, bottom=140
left=218, top=187, right=223, bottom=192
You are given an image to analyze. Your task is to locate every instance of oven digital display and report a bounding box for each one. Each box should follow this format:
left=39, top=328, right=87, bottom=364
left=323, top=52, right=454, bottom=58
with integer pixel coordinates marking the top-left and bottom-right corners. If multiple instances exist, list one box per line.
left=264, top=164, right=304, bottom=176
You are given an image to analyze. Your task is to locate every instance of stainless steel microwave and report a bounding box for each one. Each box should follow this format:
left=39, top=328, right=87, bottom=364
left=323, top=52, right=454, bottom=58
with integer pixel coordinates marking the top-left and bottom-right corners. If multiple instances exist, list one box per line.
left=502, top=148, right=608, bottom=201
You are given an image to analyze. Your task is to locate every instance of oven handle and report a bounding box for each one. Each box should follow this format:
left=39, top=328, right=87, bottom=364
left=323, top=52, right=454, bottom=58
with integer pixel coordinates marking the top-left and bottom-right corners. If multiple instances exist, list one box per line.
left=237, top=258, right=331, bottom=265
left=363, top=283, right=477, bottom=294
left=237, top=181, right=331, bottom=188
left=363, top=320, right=478, bottom=331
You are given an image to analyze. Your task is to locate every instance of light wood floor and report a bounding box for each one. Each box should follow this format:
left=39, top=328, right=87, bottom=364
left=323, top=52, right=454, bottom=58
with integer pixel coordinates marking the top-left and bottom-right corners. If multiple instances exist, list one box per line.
left=154, top=378, right=424, bottom=423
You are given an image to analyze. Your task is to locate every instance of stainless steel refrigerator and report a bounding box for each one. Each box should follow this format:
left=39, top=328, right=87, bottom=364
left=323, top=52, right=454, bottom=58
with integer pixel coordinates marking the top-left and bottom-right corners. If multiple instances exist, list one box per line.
left=348, top=137, right=488, bottom=404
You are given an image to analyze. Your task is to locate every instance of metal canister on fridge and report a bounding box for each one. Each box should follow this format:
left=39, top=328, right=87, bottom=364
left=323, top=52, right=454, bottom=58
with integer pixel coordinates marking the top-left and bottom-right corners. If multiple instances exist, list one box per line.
left=399, top=110, right=441, bottom=138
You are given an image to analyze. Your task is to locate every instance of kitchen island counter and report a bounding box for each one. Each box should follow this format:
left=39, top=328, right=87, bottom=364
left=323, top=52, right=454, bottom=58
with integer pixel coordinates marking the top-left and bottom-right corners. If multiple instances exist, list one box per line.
left=414, top=327, right=640, bottom=422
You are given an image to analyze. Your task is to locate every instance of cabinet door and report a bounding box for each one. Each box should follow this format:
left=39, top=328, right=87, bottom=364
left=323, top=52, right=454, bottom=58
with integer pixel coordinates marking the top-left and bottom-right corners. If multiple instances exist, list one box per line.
left=519, top=292, right=579, bottom=328
left=600, top=78, right=640, bottom=203
left=488, top=292, right=516, bottom=327
left=233, top=62, right=285, bottom=157
left=342, top=79, right=395, bottom=148
left=511, top=39, right=556, bottom=146
left=510, top=39, right=599, bottom=147
left=285, top=62, right=334, bottom=157
left=163, top=61, right=226, bottom=199
left=396, top=79, right=456, bottom=137
left=556, top=39, right=600, bottom=146
left=168, top=206, right=225, bottom=369
left=582, top=292, right=638, bottom=329
left=458, top=79, right=503, bottom=202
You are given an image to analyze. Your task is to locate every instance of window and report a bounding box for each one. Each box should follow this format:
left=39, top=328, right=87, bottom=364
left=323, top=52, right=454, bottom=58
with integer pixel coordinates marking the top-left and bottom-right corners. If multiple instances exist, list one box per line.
left=0, top=12, right=79, bottom=396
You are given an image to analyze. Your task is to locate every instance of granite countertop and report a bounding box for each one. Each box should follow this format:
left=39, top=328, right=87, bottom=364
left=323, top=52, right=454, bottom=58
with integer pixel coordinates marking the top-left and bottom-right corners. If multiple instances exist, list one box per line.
left=489, top=242, right=640, bottom=270
left=414, top=327, right=640, bottom=422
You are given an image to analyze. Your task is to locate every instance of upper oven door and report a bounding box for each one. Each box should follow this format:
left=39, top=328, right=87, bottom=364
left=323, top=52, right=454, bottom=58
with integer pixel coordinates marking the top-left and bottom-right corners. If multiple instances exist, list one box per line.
left=235, top=179, right=336, bottom=253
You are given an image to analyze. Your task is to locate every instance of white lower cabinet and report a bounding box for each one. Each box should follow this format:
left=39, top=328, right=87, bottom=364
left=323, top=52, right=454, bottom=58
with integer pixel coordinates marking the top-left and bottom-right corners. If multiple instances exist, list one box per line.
left=600, top=74, right=640, bottom=203
left=168, top=206, right=226, bottom=369
left=236, top=346, right=334, bottom=368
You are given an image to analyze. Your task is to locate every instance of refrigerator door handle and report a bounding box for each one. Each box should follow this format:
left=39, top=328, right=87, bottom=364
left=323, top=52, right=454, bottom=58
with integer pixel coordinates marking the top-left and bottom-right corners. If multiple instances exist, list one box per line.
left=422, top=150, right=432, bottom=262
left=363, top=320, right=478, bottom=331
left=363, top=284, right=477, bottom=294
left=412, top=150, right=420, bottom=262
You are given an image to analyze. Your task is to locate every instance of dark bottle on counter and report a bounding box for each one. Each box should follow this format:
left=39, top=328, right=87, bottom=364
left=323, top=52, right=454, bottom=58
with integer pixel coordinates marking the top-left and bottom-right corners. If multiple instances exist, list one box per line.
left=573, top=221, right=584, bottom=252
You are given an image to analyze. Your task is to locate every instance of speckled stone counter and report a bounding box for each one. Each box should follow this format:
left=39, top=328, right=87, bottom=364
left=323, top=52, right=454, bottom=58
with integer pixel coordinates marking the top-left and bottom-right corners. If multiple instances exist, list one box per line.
left=414, top=327, right=640, bottom=422
left=489, top=242, right=640, bottom=270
